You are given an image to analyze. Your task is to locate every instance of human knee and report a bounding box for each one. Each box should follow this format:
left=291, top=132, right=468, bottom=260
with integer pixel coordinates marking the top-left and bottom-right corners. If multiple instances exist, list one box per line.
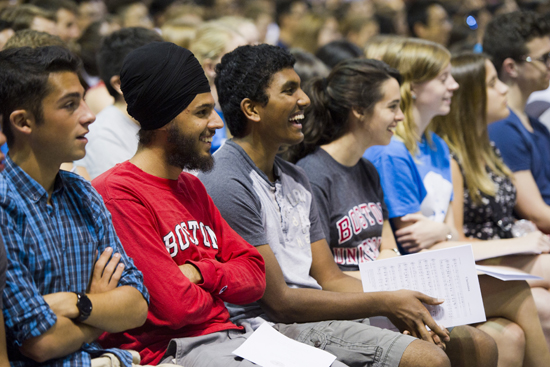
left=496, top=322, right=526, bottom=353
left=400, top=340, right=450, bottom=367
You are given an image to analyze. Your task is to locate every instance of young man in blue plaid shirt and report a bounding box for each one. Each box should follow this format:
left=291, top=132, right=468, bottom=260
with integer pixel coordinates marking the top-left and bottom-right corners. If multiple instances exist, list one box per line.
left=0, top=46, right=149, bottom=367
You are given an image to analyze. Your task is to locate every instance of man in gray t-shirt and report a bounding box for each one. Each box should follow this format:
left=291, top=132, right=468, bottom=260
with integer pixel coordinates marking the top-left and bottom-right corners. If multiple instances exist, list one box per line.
left=199, top=44, right=462, bottom=367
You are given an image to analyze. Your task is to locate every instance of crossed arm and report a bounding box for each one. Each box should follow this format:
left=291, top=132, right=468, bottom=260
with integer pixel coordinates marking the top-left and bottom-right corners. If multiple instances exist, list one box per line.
left=19, top=249, right=148, bottom=363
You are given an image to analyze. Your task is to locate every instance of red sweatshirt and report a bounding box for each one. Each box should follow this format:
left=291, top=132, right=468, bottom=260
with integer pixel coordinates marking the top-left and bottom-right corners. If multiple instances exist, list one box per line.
left=93, top=162, right=266, bottom=365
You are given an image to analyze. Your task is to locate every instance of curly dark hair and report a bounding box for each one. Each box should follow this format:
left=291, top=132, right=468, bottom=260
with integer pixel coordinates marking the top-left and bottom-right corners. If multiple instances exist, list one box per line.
left=483, top=10, right=550, bottom=75
left=214, top=44, right=296, bottom=138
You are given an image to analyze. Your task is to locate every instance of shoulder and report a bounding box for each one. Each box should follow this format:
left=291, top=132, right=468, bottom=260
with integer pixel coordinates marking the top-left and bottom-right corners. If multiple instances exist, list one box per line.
left=275, top=156, right=312, bottom=189
left=365, top=138, right=410, bottom=162
left=92, top=162, right=139, bottom=202
left=429, top=132, right=449, bottom=151
left=359, top=158, right=381, bottom=176
left=200, top=141, right=253, bottom=184
left=296, top=149, right=333, bottom=187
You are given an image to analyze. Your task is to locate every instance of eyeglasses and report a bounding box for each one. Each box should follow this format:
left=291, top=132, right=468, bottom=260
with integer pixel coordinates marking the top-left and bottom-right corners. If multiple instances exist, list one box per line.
left=523, top=52, right=550, bottom=68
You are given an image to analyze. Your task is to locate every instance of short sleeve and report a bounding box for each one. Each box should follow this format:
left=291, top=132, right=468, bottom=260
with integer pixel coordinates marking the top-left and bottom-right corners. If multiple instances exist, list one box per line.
left=370, top=151, right=427, bottom=219
left=303, top=178, right=327, bottom=244
left=203, top=175, right=268, bottom=247
left=309, top=183, right=331, bottom=243
left=488, top=120, right=531, bottom=172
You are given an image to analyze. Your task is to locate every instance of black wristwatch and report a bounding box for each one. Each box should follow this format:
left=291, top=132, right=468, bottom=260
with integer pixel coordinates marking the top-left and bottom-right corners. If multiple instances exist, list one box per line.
left=74, top=292, right=92, bottom=322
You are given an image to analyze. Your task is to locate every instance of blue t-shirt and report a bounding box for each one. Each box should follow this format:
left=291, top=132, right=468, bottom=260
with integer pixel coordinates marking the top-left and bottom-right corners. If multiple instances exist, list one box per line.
left=364, top=132, right=453, bottom=222
left=211, top=108, right=227, bottom=154
left=488, top=109, right=550, bottom=205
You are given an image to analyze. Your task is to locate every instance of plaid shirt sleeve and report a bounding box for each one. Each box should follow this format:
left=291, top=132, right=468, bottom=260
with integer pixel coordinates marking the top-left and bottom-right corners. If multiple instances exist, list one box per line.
left=1, top=196, right=58, bottom=347
left=90, top=188, right=149, bottom=304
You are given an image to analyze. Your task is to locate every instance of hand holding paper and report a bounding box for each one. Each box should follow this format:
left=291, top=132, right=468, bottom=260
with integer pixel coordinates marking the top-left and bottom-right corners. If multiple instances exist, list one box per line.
left=379, top=290, right=450, bottom=343
left=360, top=245, right=487, bottom=329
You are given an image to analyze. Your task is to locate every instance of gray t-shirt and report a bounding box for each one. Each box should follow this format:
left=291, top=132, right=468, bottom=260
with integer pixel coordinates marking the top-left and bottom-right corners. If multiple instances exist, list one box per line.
left=297, top=148, right=388, bottom=271
left=199, top=140, right=325, bottom=322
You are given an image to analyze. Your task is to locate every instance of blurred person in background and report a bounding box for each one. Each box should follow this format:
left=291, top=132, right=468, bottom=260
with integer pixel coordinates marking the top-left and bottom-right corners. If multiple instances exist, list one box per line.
left=31, top=0, right=80, bottom=43
left=189, top=20, right=247, bottom=152
left=106, top=0, right=153, bottom=29
left=77, top=17, right=121, bottom=114
left=0, top=19, right=14, bottom=49
left=483, top=10, right=550, bottom=234
left=315, top=39, right=363, bottom=70
left=275, top=0, right=309, bottom=48
left=0, top=4, right=57, bottom=35
left=77, top=0, right=107, bottom=31
left=289, top=48, right=329, bottom=85
left=407, top=0, right=452, bottom=47
left=341, top=15, right=380, bottom=49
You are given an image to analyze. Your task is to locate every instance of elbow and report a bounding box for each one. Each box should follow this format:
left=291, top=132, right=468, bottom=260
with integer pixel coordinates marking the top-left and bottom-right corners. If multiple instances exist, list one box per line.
left=20, top=339, right=58, bottom=363
left=124, top=296, right=148, bottom=330
left=104, top=296, right=148, bottom=333
left=134, top=297, right=148, bottom=327
left=259, top=298, right=300, bottom=324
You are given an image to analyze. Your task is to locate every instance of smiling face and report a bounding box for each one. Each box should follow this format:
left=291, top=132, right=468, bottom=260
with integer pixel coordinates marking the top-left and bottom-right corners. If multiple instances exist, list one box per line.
left=364, top=77, right=404, bottom=147
left=165, top=92, right=224, bottom=171
left=256, top=68, right=311, bottom=147
left=485, top=59, right=509, bottom=124
left=412, top=62, right=459, bottom=123
left=31, top=71, right=95, bottom=165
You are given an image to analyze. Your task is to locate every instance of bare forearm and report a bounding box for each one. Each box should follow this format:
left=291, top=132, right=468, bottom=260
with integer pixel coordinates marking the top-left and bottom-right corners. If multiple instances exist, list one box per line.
left=19, top=316, right=102, bottom=363
left=260, top=287, right=394, bottom=324
left=524, top=208, right=550, bottom=234
left=86, top=286, right=147, bottom=332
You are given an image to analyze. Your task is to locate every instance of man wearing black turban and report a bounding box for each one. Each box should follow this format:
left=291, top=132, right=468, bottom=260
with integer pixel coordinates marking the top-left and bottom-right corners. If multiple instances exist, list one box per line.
left=92, top=42, right=267, bottom=366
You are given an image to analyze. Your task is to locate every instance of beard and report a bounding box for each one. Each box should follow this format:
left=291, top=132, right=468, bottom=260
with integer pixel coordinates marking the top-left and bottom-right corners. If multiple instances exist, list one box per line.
left=165, top=124, right=214, bottom=172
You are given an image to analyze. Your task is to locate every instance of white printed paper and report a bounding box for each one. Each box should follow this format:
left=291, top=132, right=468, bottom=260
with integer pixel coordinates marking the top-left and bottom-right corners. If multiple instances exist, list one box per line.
left=232, top=322, right=337, bottom=367
left=476, top=265, right=543, bottom=281
left=359, top=245, right=486, bottom=328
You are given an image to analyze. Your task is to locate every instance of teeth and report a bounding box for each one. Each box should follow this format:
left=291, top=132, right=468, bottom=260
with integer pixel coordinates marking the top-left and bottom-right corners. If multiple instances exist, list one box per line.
left=200, top=137, right=213, bottom=143
left=289, top=114, right=304, bottom=122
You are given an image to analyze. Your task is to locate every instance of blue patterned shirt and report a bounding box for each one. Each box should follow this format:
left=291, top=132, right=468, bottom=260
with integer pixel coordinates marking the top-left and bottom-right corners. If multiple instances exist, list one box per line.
left=0, top=156, right=149, bottom=367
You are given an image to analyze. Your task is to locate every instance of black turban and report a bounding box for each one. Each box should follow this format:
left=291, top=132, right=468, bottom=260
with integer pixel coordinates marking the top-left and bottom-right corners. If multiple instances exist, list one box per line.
left=120, top=42, right=211, bottom=130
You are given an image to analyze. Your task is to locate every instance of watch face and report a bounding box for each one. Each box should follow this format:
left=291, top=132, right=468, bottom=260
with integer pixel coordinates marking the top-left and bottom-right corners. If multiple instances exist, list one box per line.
left=80, top=293, right=92, bottom=314
left=76, top=292, right=92, bottom=321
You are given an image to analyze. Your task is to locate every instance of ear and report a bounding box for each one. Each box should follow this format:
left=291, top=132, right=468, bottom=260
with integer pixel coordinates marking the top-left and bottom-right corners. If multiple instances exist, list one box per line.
left=350, top=107, right=364, bottom=121
left=9, top=109, right=34, bottom=136
left=413, top=22, right=427, bottom=39
left=202, top=59, right=217, bottom=81
left=501, top=57, right=518, bottom=79
left=240, top=98, right=261, bottom=123
left=409, top=82, right=418, bottom=100
left=110, top=75, right=123, bottom=96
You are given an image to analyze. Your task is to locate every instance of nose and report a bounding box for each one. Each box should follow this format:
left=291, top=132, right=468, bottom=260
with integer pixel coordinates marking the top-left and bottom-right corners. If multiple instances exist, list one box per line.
left=395, top=106, right=405, bottom=122
left=208, top=110, right=224, bottom=130
left=81, top=100, right=96, bottom=126
left=298, top=88, right=310, bottom=108
left=447, top=75, right=459, bottom=91
left=498, top=79, right=509, bottom=95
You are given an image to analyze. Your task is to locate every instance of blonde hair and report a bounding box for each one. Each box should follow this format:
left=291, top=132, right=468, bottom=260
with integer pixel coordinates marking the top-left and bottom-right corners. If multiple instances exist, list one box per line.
left=432, top=53, right=512, bottom=204
left=188, top=21, right=242, bottom=65
left=380, top=38, right=450, bottom=155
left=364, top=34, right=405, bottom=61
left=161, top=20, right=197, bottom=49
